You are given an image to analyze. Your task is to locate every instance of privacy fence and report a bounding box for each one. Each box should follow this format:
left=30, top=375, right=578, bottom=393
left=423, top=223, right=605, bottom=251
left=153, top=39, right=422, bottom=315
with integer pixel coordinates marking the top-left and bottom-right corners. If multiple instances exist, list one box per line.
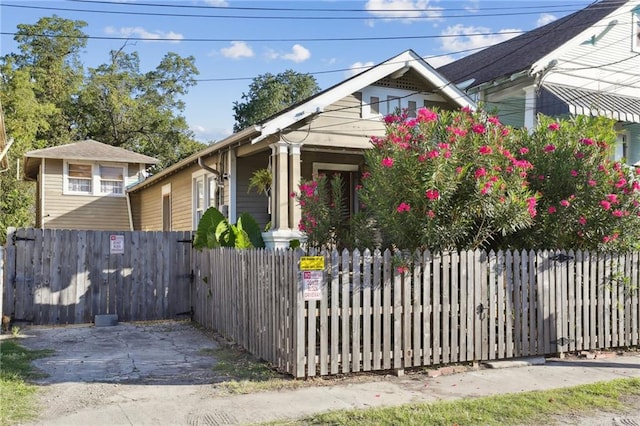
left=1, top=228, right=192, bottom=325
left=3, top=228, right=640, bottom=379
left=192, top=247, right=640, bottom=378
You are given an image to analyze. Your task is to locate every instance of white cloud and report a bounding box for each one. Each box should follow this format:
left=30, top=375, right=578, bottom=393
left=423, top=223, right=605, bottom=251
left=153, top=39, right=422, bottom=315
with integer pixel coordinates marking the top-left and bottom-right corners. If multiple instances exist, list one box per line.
left=537, top=13, right=557, bottom=27
left=281, top=44, right=311, bottom=63
left=192, top=125, right=232, bottom=143
left=347, top=61, right=375, bottom=77
left=203, top=0, right=229, bottom=6
left=266, top=44, right=311, bottom=63
left=364, top=0, right=443, bottom=24
left=220, top=41, right=254, bottom=59
left=464, top=0, right=480, bottom=13
left=439, top=24, right=520, bottom=53
left=104, top=26, right=183, bottom=43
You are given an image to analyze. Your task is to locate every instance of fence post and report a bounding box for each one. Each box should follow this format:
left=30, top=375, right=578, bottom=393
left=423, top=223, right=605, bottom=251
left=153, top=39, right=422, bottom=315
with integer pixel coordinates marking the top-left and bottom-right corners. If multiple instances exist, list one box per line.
left=293, top=249, right=306, bottom=378
left=0, top=245, right=4, bottom=319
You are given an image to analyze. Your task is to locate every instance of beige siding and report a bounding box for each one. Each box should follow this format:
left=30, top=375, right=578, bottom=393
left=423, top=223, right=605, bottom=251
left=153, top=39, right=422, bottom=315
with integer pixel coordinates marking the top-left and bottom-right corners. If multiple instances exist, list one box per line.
left=301, top=151, right=363, bottom=180
left=42, top=159, right=130, bottom=230
left=236, top=153, right=270, bottom=229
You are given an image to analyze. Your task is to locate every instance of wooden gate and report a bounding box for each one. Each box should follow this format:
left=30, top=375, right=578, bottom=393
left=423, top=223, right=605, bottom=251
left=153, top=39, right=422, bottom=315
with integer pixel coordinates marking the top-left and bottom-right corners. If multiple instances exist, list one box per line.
left=2, top=228, right=193, bottom=325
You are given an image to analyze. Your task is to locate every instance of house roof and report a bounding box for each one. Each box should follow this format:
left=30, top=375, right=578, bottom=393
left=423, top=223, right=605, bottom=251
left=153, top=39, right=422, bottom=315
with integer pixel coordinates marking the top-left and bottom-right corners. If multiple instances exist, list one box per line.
left=437, top=0, right=628, bottom=88
left=128, top=49, right=475, bottom=192
left=23, top=139, right=159, bottom=180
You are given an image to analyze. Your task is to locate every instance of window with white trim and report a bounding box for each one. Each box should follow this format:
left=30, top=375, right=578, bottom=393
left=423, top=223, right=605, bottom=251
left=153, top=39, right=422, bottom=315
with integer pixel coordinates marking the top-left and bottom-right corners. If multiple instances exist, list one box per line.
left=64, top=161, right=126, bottom=196
left=192, top=171, right=218, bottom=229
left=361, top=87, right=443, bottom=119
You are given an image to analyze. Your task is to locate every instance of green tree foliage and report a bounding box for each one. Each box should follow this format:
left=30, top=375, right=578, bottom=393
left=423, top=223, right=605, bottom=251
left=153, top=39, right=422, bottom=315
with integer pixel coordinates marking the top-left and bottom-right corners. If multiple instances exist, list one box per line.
left=232, top=70, right=320, bottom=132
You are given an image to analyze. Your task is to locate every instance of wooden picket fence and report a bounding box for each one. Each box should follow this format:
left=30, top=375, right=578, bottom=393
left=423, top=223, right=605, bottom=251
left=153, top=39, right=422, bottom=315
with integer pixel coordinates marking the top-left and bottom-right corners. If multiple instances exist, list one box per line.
left=2, top=228, right=193, bottom=324
left=193, top=247, right=640, bottom=378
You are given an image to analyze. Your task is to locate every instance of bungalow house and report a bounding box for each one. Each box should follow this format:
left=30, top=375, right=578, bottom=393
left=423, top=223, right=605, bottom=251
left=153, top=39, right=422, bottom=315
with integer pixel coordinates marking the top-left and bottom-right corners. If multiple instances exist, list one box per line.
left=438, top=0, right=640, bottom=166
left=23, top=140, right=159, bottom=230
left=127, top=49, right=476, bottom=248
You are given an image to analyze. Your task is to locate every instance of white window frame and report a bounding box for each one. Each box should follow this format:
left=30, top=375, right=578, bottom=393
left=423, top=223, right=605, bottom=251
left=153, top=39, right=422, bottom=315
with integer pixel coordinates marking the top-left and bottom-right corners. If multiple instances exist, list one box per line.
left=615, top=131, right=629, bottom=163
left=192, top=170, right=218, bottom=229
left=360, top=87, right=444, bottom=119
left=63, top=160, right=127, bottom=197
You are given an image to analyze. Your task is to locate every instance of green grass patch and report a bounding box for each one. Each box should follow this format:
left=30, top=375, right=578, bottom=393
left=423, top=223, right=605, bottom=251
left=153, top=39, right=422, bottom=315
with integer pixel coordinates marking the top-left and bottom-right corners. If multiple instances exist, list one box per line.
left=292, top=377, right=640, bottom=425
left=0, top=339, right=54, bottom=425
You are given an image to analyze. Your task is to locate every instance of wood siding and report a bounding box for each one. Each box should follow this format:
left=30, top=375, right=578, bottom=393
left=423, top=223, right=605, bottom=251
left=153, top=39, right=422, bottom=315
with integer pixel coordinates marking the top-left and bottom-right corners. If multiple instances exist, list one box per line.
left=236, top=153, right=270, bottom=229
left=42, top=159, right=130, bottom=231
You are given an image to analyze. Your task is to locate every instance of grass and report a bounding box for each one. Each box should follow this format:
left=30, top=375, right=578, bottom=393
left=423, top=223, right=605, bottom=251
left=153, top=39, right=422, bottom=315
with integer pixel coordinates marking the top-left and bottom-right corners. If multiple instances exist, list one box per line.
left=284, top=377, right=640, bottom=425
left=0, top=339, right=54, bottom=426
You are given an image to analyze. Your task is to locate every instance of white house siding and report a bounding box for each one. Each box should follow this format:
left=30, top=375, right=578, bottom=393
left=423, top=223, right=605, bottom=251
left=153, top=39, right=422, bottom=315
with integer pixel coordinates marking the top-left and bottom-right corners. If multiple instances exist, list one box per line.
left=42, top=159, right=130, bottom=230
left=626, top=123, right=640, bottom=165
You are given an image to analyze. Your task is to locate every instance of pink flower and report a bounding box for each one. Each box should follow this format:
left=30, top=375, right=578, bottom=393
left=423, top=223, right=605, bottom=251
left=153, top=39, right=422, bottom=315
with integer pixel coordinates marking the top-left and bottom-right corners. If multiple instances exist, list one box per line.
left=425, top=189, right=440, bottom=200
left=527, top=197, right=537, bottom=218
left=417, top=108, right=438, bottom=123
left=427, top=210, right=435, bottom=218
left=361, top=171, right=371, bottom=180
left=519, top=147, right=529, bottom=155
left=575, top=152, right=585, bottom=159
left=396, top=266, right=409, bottom=274
left=438, top=143, right=450, bottom=150
left=427, top=149, right=439, bottom=159
left=615, top=178, right=627, bottom=188
left=544, top=144, right=556, bottom=152
left=606, top=194, right=618, bottom=204
left=355, top=184, right=363, bottom=191
left=548, top=122, right=560, bottom=131
left=381, top=157, right=394, bottom=168
left=548, top=206, right=557, bottom=214
left=587, top=179, right=597, bottom=187
left=461, top=106, right=472, bottom=113
left=479, top=145, right=493, bottom=155
left=501, top=128, right=510, bottom=136
left=384, top=115, right=397, bottom=124
left=475, top=167, right=487, bottom=179
left=560, top=199, right=570, bottom=207
left=570, top=170, right=578, bottom=177
left=578, top=216, right=587, bottom=225
left=580, top=138, right=594, bottom=146
left=472, top=124, right=486, bottom=134
left=456, top=166, right=463, bottom=175
left=290, top=192, right=297, bottom=198
left=397, top=202, right=411, bottom=213
left=612, top=209, right=624, bottom=218
left=600, top=200, right=611, bottom=210
left=447, top=126, right=468, bottom=137
left=488, top=116, right=501, bottom=125
left=443, top=150, right=452, bottom=159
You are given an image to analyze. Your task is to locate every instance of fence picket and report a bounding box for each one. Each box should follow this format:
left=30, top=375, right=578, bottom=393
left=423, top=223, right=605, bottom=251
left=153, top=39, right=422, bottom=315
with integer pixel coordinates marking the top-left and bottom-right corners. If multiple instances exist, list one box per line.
left=352, top=249, right=362, bottom=373
left=373, top=249, right=382, bottom=370
left=362, top=249, right=372, bottom=371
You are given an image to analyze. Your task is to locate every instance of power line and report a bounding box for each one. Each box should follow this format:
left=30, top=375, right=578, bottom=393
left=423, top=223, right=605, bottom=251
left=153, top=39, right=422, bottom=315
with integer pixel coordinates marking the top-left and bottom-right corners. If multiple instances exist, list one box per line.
left=68, top=0, right=592, bottom=13
left=2, top=2, right=587, bottom=20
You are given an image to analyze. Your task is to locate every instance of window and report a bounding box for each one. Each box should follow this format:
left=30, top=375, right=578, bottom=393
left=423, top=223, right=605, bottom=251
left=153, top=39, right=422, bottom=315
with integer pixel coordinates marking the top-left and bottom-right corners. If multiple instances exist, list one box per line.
left=386, top=96, right=401, bottom=115
left=67, top=163, right=92, bottom=193
left=615, top=132, right=628, bottom=162
left=100, top=165, right=124, bottom=194
left=370, top=96, right=380, bottom=115
left=162, top=184, right=171, bottom=231
left=407, top=101, right=417, bottom=118
left=633, top=8, right=640, bottom=53
left=65, top=162, right=127, bottom=196
left=192, top=171, right=218, bottom=229
left=360, top=87, right=443, bottom=119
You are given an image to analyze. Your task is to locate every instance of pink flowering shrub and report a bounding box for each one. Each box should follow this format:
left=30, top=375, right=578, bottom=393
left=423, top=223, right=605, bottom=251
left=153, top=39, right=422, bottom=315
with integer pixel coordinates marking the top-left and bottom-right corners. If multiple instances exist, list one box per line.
left=359, top=107, right=536, bottom=252
left=511, top=115, right=640, bottom=251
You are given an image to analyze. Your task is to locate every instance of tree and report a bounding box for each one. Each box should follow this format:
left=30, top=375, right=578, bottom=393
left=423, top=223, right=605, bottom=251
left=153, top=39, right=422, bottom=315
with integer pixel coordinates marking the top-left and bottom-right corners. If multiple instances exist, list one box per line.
left=232, top=70, right=320, bottom=132
left=76, top=48, right=205, bottom=170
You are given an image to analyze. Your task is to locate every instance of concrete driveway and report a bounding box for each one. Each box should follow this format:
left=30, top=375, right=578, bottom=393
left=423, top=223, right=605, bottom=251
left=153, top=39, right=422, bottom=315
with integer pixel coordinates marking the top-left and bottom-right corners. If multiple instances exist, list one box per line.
left=16, top=321, right=222, bottom=385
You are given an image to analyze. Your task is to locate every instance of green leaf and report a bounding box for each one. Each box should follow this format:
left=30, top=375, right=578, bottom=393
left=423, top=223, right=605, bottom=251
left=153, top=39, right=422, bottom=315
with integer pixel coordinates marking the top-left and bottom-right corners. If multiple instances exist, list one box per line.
left=237, top=212, right=265, bottom=248
left=216, top=221, right=236, bottom=247
left=193, top=207, right=226, bottom=250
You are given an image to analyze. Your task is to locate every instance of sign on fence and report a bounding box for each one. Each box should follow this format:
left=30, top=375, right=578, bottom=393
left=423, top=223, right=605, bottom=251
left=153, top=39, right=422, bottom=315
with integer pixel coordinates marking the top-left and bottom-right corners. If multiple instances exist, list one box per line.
left=109, top=235, right=124, bottom=254
left=302, top=270, right=323, bottom=300
left=300, top=256, right=324, bottom=270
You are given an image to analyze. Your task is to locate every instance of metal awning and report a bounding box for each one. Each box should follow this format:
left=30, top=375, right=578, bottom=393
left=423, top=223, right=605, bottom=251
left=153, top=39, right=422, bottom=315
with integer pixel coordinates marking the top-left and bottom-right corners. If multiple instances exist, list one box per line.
left=544, top=84, right=640, bottom=124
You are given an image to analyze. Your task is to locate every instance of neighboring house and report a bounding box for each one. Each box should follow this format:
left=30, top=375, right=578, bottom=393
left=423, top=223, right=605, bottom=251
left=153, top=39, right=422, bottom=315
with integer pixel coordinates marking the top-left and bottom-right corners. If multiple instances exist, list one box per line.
left=438, top=0, right=640, bottom=166
left=23, top=140, right=159, bottom=230
left=128, top=49, right=475, bottom=248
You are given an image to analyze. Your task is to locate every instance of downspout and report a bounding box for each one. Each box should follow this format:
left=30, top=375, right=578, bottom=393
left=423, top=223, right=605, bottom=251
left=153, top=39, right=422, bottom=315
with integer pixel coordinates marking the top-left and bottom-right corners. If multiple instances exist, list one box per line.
left=197, top=156, right=220, bottom=178
left=126, top=192, right=134, bottom=231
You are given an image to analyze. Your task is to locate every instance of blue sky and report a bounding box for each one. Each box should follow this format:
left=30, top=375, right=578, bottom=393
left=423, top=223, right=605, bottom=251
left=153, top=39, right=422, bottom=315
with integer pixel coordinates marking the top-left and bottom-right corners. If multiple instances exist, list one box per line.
left=1, top=0, right=593, bottom=143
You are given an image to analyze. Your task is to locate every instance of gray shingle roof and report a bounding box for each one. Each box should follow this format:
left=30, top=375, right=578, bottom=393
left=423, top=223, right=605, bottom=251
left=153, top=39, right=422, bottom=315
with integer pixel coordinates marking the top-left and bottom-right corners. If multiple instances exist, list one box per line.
left=437, top=0, right=627, bottom=88
left=25, top=139, right=159, bottom=164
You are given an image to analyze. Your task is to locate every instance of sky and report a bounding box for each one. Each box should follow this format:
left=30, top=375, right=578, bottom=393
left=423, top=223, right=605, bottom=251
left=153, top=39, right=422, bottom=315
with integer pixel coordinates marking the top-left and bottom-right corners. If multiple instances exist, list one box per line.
left=0, top=0, right=594, bottom=143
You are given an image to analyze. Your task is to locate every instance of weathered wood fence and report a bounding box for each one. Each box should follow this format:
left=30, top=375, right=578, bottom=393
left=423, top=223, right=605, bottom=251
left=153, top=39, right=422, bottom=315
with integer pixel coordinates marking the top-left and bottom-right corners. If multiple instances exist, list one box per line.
left=193, top=248, right=640, bottom=378
left=2, top=228, right=192, bottom=324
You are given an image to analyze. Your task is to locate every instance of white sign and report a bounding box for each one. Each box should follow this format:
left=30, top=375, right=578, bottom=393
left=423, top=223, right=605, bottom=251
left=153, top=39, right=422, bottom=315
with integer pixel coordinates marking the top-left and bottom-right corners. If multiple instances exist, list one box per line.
left=110, top=235, right=124, bottom=255
left=303, top=270, right=323, bottom=300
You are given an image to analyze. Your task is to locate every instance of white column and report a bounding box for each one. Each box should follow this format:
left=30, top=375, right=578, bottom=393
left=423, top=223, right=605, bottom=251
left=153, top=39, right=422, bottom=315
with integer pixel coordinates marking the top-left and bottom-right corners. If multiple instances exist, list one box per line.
left=273, top=141, right=289, bottom=230
left=524, top=86, right=537, bottom=132
left=289, top=144, right=302, bottom=230
left=228, top=149, right=237, bottom=223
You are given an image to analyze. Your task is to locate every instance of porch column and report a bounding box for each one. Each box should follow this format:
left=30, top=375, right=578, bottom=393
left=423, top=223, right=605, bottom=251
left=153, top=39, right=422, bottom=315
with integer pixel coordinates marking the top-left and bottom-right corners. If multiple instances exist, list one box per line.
left=272, top=141, right=289, bottom=230
left=524, top=86, right=537, bottom=132
left=289, top=143, right=302, bottom=230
